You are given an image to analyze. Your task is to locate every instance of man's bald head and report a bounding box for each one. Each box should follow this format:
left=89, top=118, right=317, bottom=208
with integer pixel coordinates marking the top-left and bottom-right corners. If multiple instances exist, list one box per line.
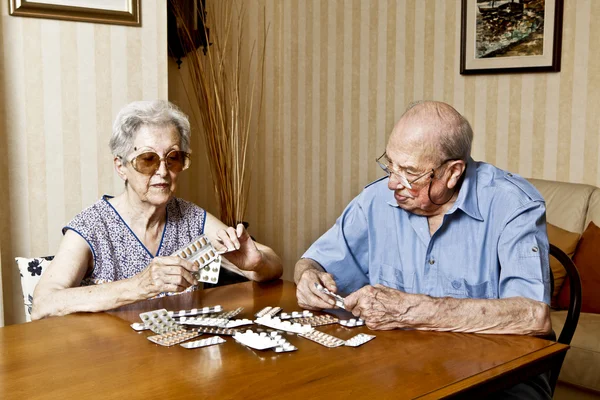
left=390, top=101, right=473, bottom=164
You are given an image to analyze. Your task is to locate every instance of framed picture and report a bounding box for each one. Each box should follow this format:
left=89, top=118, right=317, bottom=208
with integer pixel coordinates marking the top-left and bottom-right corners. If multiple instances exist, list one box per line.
left=8, top=0, right=141, bottom=27
left=460, top=0, right=563, bottom=74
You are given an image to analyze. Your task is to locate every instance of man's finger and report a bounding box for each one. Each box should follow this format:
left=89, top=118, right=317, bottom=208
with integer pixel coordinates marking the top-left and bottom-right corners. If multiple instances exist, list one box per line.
left=320, top=273, right=337, bottom=293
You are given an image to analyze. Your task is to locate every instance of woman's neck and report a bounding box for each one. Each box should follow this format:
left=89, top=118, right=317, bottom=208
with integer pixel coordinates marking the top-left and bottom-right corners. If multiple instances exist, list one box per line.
left=109, top=190, right=167, bottom=234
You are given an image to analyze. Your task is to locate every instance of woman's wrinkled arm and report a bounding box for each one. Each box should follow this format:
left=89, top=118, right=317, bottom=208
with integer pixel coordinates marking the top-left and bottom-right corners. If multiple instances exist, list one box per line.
left=31, top=230, right=146, bottom=319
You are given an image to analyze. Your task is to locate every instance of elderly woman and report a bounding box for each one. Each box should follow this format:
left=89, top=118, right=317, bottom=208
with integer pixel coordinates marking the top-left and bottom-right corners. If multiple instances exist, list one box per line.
left=32, top=100, right=282, bottom=320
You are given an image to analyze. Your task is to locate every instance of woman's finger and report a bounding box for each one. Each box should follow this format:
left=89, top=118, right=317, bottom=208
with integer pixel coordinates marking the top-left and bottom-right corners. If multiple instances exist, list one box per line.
left=225, top=227, right=240, bottom=250
left=217, top=229, right=236, bottom=251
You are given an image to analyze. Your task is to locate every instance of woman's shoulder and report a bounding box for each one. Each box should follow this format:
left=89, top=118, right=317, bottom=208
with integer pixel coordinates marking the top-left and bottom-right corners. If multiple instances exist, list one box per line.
left=168, top=197, right=206, bottom=220
left=64, top=196, right=114, bottom=231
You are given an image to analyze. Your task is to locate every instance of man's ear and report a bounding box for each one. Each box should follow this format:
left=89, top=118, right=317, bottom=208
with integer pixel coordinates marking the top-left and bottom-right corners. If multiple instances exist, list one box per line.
left=447, top=161, right=466, bottom=189
left=114, top=157, right=128, bottom=182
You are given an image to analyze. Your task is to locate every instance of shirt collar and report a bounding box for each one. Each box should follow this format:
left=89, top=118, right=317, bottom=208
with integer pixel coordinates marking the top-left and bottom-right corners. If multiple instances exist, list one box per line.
left=448, top=157, right=483, bottom=221
left=386, top=157, right=483, bottom=221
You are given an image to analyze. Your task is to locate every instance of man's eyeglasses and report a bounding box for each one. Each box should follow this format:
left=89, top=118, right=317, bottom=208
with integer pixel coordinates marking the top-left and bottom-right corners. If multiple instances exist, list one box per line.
left=126, top=150, right=191, bottom=176
left=376, top=152, right=457, bottom=190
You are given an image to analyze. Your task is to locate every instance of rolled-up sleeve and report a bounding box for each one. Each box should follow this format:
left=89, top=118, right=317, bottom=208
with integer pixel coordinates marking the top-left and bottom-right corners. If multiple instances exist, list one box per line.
left=302, top=197, right=370, bottom=294
left=497, top=201, right=551, bottom=304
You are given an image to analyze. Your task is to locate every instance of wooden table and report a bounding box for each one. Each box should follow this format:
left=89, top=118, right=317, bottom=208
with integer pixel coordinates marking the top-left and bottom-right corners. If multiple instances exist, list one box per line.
left=0, top=280, right=568, bottom=399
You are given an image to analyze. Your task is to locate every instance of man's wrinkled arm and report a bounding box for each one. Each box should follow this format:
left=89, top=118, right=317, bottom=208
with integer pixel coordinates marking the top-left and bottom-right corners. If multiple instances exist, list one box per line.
left=345, top=285, right=551, bottom=335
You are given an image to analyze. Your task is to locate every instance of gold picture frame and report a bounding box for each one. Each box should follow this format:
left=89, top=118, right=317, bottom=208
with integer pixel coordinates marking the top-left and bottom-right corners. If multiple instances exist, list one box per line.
left=460, top=0, right=563, bottom=74
left=9, top=0, right=141, bottom=27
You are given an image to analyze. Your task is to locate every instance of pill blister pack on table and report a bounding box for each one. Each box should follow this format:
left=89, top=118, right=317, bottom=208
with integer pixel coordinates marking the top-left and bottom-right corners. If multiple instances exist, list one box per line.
left=176, top=316, right=229, bottom=327
left=254, top=306, right=282, bottom=318
left=180, top=336, right=226, bottom=349
left=139, top=309, right=184, bottom=334
left=223, top=319, right=254, bottom=328
left=168, top=306, right=223, bottom=317
left=315, top=283, right=346, bottom=309
left=217, top=307, right=244, bottom=319
left=233, top=330, right=279, bottom=350
left=345, top=333, right=376, bottom=347
left=299, top=330, right=346, bottom=348
left=172, top=234, right=227, bottom=284
left=147, top=330, right=201, bottom=347
left=195, top=327, right=239, bottom=336
left=339, top=318, right=365, bottom=328
left=279, top=310, right=313, bottom=320
left=233, top=330, right=297, bottom=352
left=255, top=315, right=314, bottom=334
left=290, top=314, right=339, bottom=327
left=130, top=322, right=148, bottom=331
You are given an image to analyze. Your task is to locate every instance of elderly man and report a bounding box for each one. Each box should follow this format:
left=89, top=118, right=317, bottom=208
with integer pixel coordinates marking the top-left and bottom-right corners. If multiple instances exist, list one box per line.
left=295, top=101, right=552, bottom=398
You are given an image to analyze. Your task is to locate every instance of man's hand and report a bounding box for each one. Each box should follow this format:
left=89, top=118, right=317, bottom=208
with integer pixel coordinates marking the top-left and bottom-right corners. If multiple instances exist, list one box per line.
left=344, top=284, right=417, bottom=330
left=296, top=268, right=340, bottom=310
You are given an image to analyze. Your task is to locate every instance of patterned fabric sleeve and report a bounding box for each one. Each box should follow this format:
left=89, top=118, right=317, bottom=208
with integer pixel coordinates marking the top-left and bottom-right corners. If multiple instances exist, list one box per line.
left=62, top=201, right=103, bottom=269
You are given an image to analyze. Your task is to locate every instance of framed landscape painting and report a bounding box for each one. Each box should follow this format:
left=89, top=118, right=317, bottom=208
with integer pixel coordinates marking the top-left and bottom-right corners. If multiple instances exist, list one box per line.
left=9, top=0, right=141, bottom=27
left=460, top=0, right=564, bottom=74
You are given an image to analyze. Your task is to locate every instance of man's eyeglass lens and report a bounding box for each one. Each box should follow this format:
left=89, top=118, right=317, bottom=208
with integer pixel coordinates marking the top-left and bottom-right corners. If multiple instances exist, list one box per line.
left=131, top=150, right=191, bottom=175
left=376, top=154, right=431, bottom=189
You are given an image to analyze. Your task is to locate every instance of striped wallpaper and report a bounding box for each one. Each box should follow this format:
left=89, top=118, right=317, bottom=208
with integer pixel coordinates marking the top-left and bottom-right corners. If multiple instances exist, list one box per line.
left=171, top=0, right=600, bottom=283
left=0, top=1, right=168, bottom=325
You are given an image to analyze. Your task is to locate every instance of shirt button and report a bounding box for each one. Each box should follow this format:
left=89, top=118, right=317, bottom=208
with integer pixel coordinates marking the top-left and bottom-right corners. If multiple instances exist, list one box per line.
left=452, top=280, right=461, bottom=289
left=429, top=259, right=435, bottom=265
left=532, top=246, right=538, bottom=252
left=507, top=173, right=513, bottom=177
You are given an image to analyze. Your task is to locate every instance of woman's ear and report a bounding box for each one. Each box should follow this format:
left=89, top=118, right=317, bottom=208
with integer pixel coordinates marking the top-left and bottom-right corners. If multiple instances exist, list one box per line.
left=114, top=157, right=128, bottom=182
left=447, top=161, right=466, bottom=189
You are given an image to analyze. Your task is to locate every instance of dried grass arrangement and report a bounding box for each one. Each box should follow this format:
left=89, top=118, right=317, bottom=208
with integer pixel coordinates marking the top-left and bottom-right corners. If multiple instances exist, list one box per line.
left=171, top=0, right=267, bottom=226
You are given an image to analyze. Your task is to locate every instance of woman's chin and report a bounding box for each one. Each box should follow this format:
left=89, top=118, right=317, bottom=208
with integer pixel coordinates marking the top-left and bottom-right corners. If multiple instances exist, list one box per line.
left=144, top=189, right=174, bottom=205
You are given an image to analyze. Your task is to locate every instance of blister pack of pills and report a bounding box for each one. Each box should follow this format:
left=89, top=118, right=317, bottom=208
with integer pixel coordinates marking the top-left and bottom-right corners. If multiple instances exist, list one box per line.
left=172, top=234, right=227, bottom=284
left=176, top=316, right=229, bottom=327
left=268, top=331, right=298, bottom=353
left=339, top=318, right=365, bottom=328
left=147, top=330, right=201, bottom=347
left=216, top=307, right=244, bottom=319
left=344, top=333, right=376, bottom=347
left=315, top=283, right=346, bottom=309
left=223, top=319, right=254, bottom=328
left=255, top=315, right=314, bottom=334
left=130, top=322, right=148, bottom=331
left=254, top=306, right=282, bottom=318
left=168, top=306, right=223, bottom=318
left=290, top=314, right=339, bottom=327
left=233, top=330, right=280, bottom=350
left=279, top=310, right=313, bottom=320
left=195, top=327, right=239, bottom=336
left=140, top=309, right=184, bottom=334
left=180, top=336, right=226, bottom=349
left=298, top=330, right=346, bottom=348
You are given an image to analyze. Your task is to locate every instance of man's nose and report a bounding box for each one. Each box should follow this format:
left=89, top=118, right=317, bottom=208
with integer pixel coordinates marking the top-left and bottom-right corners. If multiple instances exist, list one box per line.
left=388, top=172, right=407, bottom=190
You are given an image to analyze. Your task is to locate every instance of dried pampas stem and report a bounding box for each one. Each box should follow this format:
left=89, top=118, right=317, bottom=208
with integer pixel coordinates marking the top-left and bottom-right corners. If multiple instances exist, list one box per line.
left=171, top=0, right=267, bottom=227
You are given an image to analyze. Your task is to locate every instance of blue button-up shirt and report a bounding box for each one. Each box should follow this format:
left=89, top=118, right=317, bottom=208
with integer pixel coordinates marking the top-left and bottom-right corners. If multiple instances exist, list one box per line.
left=302, top=159, right=551, bottom=304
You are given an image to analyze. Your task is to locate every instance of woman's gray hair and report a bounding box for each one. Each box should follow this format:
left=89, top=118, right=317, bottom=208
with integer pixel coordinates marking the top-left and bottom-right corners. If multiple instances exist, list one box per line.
left=403, top=100, right=473, bottom=163
left=109, top=100, right=191, bottom=159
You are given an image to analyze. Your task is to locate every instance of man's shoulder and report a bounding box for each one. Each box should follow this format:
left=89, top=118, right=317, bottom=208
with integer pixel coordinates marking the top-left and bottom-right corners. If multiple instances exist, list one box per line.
left=359, top=176, right=391, bottom=203
left=475, top=162, right=544, bottom=204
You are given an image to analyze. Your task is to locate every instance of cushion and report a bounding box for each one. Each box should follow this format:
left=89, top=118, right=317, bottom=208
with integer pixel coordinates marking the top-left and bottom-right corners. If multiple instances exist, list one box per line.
left=558, top=222, right=600, bottom=313
left=15, top=256, right=53, bottom=322
left=546, top=223, right=580, bottom=302
left=551, top=310, right=600, bottom=392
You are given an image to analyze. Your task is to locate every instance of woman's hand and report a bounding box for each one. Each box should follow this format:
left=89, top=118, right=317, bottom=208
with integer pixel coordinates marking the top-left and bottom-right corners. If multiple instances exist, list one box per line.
left=214, top=224, right=264, bottom=272
left=133, top=256, right=199, bottom=298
